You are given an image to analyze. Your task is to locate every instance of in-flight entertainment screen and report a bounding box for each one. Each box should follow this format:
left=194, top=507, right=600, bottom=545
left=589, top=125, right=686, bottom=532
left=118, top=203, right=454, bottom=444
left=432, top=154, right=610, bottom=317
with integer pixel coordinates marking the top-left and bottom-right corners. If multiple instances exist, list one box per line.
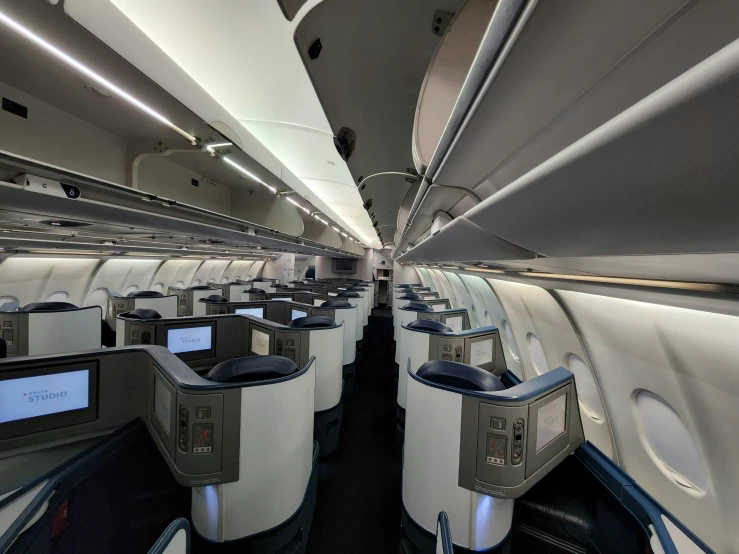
left=0, top=369, right=89, bottom=424
left=273, top=297, right=293, bottom=302
left=470, top=338, right=493, bottom=367
left=445, top=316, right=463, bottom=333
left=536, top=394, right=567, bottom=452
left=251, top=329, right=270, bottom=356
left=291, top=309, right=308, bottom=321
left=235, top=307, right=265, bottom=318
left=167, top=326, right=213, bottom=354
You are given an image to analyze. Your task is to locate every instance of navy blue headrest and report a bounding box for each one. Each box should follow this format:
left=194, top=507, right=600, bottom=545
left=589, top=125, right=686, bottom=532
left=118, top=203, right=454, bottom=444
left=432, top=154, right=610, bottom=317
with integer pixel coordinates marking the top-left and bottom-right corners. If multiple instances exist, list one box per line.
left=349, top=287, right=366, bottom=291
left=288, top=316, right=335, bottom=329
left=417, top=360, right=505, bottom=392
left=337, top=291, right=360, bottom=298
left=406, top=319, right=452, bottom=333
left=190, top=285, right=212, bottom=290
left=400, top=293, right=422, bottom=300
left=252, top=277, right=268, bottom=282
left=204, top=295, right=228, bottom=303
left=274, top=284, right=289, bottom=288
left=247, top=288, right=266, bottom=294
left=321, top=300, right=352, bottom=308
left=128, top=290, right=164, bottom=298
left=206, top=355, right=297, bottom=383
left=21, top=302, right=78, bottom=312
left=120, top=308, right=162, bottom=320
left=396, top=284, right=413, bottom=288
left=404, top=302, right=433, bottom=312
left=290, top=280, right=305, bottom=284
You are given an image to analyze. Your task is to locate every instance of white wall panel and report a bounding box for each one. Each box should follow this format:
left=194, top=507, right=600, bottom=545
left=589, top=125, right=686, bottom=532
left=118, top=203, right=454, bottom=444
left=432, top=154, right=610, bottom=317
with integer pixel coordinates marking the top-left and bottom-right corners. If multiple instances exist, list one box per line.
left=83, top=258, right=163, bottom=315
left=151, top=259, right=203, bottom=291
left=485, top=279, right=614, bottom=460
left=249, top=261, right=265, bottom=278
left=191, top=259, right=231, bottom=286
left=556, top=291, right=736, bottom=554
left=0, top=257, right=101, bottom=308
left=221, top=260, right=255, bottom=283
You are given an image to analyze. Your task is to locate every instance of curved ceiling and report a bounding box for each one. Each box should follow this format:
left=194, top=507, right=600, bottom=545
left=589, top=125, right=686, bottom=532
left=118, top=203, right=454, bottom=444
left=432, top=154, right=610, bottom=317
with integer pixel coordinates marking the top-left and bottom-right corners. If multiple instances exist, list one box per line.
left=102, top=0, right=380, bottom=248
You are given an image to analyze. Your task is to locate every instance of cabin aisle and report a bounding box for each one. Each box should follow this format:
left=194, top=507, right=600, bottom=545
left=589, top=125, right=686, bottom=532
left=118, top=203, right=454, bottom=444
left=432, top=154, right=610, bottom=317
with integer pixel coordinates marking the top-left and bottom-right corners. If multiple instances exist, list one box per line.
left=306, top=307, right=402, bottom=553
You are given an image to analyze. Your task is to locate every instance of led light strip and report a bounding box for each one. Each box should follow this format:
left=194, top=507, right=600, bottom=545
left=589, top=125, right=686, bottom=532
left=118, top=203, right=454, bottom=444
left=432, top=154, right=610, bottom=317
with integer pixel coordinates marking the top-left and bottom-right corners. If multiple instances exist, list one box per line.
left=0, top=10, right=197, bottom=144
left=0, top=10, right=370, bottom=250
left=516, top=272, right=724, bottom=292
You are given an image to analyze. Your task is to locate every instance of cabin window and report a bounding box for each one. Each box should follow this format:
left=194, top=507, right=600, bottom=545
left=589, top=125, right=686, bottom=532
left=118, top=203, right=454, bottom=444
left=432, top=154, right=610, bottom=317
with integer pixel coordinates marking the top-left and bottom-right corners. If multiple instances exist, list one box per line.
left=635, top=390, right=707, bottom=492
left=566, top=353, right=605, bottom=421
left=528, top=333, right=549, bottom=374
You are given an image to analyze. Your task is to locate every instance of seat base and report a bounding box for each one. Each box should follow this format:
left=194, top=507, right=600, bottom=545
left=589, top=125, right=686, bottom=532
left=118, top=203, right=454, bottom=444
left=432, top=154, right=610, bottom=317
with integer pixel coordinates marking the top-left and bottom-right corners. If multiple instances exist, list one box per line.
left=194, top=441, right=320, bottom=553
left=314, top=398, right=343, bottom=457
left=343, top=362, right=356, bottom=395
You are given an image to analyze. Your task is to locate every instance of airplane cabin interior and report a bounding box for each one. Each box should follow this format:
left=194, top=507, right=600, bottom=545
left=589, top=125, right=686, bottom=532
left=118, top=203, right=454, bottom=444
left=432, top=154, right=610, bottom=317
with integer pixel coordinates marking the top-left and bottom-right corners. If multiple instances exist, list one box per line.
left=0, top=1, right=737, bottom=553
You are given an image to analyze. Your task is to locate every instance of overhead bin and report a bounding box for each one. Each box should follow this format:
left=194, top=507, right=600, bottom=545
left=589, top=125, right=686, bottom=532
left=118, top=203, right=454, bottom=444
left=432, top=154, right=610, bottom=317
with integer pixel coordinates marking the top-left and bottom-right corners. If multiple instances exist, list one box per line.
left=465, top=40, right=739, bottom=259
left=398, top=0, right=739, bottom=253
left=411, top=0, right=499, bottom=174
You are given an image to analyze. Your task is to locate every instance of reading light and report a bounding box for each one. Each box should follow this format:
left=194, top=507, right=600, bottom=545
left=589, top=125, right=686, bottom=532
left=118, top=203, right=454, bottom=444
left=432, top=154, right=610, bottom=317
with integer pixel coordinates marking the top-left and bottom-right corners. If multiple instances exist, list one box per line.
left=0, top=10, right=197, bottom=144
left=223, top=157, right=277, bottom=193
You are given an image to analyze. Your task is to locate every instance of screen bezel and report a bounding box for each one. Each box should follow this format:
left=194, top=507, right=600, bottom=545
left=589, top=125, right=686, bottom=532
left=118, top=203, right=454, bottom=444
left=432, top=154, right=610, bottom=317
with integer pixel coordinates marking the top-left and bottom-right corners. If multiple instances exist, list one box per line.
left=164, top=322, right=216, bottom=362
left=249, top=325, right=273, bottom=356
left=0, top=361, right=99, bottom=440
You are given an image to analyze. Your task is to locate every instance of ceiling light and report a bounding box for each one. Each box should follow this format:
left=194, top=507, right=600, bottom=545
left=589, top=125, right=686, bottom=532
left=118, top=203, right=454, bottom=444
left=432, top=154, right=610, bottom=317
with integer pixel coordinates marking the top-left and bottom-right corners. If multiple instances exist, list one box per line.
left=332, top=227, right=341, bottom=233
left=0, top=11, right=197, bottom=144
left=517, top=272, right=724, bottom=292
left=341, top=232, right=348, bottom=237
left=465, top=267, right=505, bottom=274
left=208, top=142, right=232, bottom=149
left=223, top=157, right=277, bottom=193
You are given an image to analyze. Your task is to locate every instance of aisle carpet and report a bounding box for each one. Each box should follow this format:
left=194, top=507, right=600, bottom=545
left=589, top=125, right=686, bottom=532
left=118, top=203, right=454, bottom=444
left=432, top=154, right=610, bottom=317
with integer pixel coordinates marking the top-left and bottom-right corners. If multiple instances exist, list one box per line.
left=306, top=308, right=401, bottom=553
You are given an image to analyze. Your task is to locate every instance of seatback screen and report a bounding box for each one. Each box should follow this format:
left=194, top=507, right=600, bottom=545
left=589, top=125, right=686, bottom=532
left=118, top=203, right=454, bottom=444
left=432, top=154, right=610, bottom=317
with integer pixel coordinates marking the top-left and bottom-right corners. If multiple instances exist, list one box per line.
left=0, top=369, right=89, bottom=423
left=536, top=394, right=567, bottom=452
left=445, top=316, right=463, bottom=333
left=251, top=329, right=270, bottom=356
left=291, top=309, right=308, bottom=321
left=236, top=307, right=265, bottom=318
left=469, top=338, right=493, bottom=367
left=432, top=304, right=445, bottom=312
left=273, top=297, right=293, bottom=302
left=167, top=326, right=212, bottom=354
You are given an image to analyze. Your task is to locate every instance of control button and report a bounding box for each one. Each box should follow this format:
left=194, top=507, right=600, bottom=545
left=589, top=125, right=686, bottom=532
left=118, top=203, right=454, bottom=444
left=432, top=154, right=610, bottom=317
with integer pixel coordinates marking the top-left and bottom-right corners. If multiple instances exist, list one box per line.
left=141, top=331, right=151, bottom=344
left=443, top=345, right=452, bottom=353
left=132, top=331, right=139, bottom=338
left=491, top=417, right=506, bottom=431
left=196, top=406, right=211, bottom=419
left=287, top=339, right=294, bottom=346
left=2, top=321, right=11, bottom=327
left=178, top=406, right=189, bottom=452
left=455, top=345, right=463, bottom=361
left=486, top=456, right=505, bottom=466
left=286, top=349, right=296, bottom=361
left=442, top=354, right=452, bottom=361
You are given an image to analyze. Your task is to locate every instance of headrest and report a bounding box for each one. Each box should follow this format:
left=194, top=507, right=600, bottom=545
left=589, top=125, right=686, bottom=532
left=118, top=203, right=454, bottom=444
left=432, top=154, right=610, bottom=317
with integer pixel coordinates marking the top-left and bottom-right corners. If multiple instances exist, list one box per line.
left=273, top=284, right=289, bottom=288
left=400, top=293, right=422, bottom=300
left=337, top=291, right=360, bottom=298
left=252, top=277, right=268, bottom=282
left=119, top=308, right=162, bottom=320
left=404, top=302, right=434, bottom=312
left=396, top=284, right=413, bottom=288
left=127, top=290, right=165, bottom=298
left=349, top=287, right=366, bottom=291
left=226, top=281, right=244, bottom=285
left=203, top=294, right=228, bottom=303
left=406, top=319, right=452, bottom=333
left=417, top=360, right=505, bottom=392
left=247, top=288, right=266, bottom=294
left=321, top=300, right=352, bottom=308
left=289, top=280, right=305, bottom=284
left=20, top=302, right=78, bottom=312
left=288, top=316, right=335, bottom=329
left=190, top=285, right=212, bottom=290
left=206, top=355, right=298, bottom=383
